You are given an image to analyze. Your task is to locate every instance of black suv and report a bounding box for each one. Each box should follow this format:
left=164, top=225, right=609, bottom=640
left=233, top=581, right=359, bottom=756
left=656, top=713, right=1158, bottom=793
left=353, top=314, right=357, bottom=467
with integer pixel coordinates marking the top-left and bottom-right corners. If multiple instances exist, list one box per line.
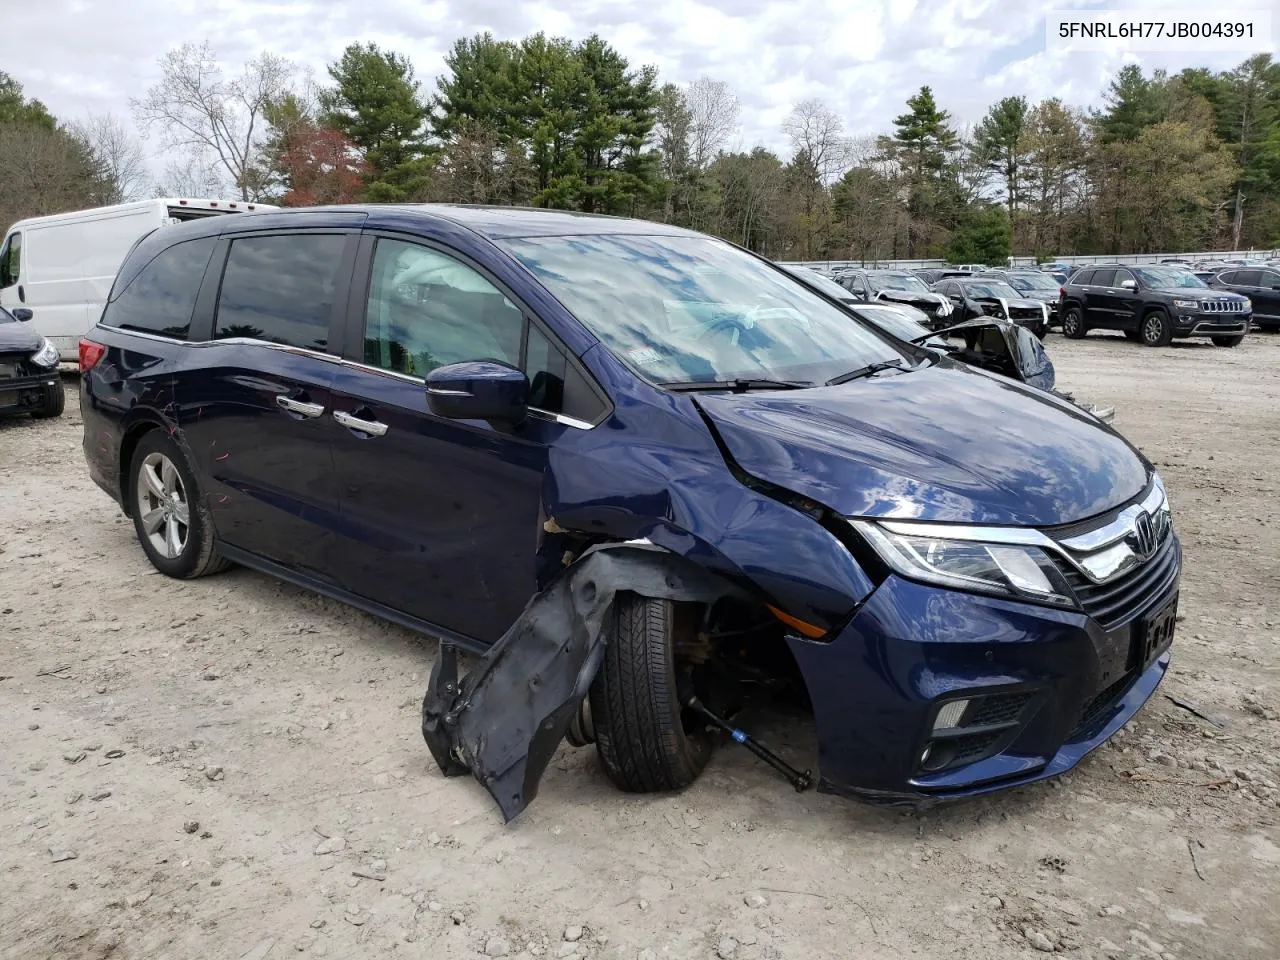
left=1209, top=265, right=1280, bottom=331
left=1059, top=264, right=1251, bottom=347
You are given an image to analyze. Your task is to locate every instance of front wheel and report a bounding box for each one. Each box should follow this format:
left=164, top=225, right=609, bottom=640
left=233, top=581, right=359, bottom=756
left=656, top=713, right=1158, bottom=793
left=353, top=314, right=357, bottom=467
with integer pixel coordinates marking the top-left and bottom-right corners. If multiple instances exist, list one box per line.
left=30, top=379, right=65, bottom=419
left=1062, top=307, right=1086, bottom=339
left=590, top=595, right=713, bottom=793
left=129, top=431, right=229, bottom=579
left=1141, top=310, right=1173, bottom=347
left=1212, top=335, right=1244, bottom=348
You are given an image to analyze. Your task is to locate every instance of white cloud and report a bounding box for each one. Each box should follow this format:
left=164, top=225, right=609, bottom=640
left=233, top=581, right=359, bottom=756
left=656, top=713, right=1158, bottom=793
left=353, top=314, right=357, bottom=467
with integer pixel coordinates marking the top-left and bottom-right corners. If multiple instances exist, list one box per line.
left=1, top=0, right=1274, bottom=176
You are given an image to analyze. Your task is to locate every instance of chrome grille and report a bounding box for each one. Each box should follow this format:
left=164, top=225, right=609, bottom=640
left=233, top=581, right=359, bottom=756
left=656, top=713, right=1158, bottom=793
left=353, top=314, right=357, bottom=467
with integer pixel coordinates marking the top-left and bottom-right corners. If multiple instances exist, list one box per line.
left=1057, top=531, right=1179, bottom=631
left=1200, top=299, right=1247, bottom=313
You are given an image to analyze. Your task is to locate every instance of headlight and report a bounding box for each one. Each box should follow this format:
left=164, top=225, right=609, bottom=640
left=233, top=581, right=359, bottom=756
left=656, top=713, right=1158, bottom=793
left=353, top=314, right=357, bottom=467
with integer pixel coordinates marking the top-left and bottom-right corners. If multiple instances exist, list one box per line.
left=31, top=337, right=60, bottom=368
left=1172, top=298, right=1200, bottom=310
left=851, top=519, right=1078, bottom=608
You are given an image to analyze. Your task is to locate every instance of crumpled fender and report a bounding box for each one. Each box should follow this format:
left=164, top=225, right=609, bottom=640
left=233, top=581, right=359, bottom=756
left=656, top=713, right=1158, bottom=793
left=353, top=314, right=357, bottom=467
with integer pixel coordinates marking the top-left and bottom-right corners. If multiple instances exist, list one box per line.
left=422, top=542, right=749, bottom=822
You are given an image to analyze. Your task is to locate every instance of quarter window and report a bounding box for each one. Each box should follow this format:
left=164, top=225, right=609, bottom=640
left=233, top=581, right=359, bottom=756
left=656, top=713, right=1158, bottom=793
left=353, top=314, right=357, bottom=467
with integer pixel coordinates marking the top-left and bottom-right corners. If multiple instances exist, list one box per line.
left=364, top=238, right=522, bottom=376
left=102, top=237, right=217, bottom=339
left=214, top=234, right=347, bottom=350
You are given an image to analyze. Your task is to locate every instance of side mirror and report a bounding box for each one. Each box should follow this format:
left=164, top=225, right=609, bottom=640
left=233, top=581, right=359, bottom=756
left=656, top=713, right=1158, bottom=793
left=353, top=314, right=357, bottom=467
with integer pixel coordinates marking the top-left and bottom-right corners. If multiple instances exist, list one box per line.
left=1119, top=279, right=1137, bottom=290
left=11, top=307, right=32, bottom=321
left=426, top=360, right=529, bottom=423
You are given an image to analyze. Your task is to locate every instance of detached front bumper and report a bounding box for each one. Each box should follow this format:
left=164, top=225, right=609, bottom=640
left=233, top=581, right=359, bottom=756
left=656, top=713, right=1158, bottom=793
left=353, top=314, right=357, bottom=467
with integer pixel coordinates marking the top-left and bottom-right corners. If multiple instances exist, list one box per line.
left=786, top=544, right=1179, bottom=803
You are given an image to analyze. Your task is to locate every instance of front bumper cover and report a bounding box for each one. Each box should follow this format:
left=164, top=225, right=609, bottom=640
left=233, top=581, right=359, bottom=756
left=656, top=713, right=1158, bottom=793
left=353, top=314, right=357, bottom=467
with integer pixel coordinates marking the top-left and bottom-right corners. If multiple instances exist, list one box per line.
left=785, top=567, right=1178, bottom=804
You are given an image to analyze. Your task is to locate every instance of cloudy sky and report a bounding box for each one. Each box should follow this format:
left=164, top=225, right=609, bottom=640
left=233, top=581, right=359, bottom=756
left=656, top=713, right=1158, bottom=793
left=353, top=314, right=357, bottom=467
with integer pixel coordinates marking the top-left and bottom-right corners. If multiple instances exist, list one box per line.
left=2, top=0, right=1275, bottom=165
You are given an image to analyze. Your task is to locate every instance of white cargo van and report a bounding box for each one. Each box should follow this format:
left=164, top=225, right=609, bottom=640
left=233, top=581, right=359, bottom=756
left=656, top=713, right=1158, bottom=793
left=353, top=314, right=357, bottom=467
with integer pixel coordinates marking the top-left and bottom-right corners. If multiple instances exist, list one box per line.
left=0, top=198, right=276, bottom=359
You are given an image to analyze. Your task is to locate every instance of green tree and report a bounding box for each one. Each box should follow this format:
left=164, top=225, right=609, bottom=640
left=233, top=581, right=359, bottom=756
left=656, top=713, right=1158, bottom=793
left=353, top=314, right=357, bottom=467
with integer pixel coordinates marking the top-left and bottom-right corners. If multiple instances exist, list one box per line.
left=1022, top=99, right=1089, bottom=256
left=0, top=71, right=56, bottom=129
left=946, top=204, right=1010, bottom=265
left=321, top=42, right=432, bottom=201
left=433, top=33, right=664, bottom=215
left=881, top=86, right=959, bottom=257
left=1095, top=65, right=1166, bottom=143
left=973, top=96, right=1029, bottom=221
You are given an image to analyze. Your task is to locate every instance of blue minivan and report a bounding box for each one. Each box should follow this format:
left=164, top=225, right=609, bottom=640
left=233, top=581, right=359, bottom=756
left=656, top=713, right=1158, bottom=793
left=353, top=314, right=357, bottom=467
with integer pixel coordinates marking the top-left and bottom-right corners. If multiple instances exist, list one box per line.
left=80, top=206, right=1179, bottom=820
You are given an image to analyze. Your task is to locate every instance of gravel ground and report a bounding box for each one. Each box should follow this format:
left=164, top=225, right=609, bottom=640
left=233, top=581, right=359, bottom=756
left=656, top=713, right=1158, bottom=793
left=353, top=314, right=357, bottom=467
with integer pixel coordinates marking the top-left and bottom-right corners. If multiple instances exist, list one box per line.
left=2, top=331, right=1278, bottom=960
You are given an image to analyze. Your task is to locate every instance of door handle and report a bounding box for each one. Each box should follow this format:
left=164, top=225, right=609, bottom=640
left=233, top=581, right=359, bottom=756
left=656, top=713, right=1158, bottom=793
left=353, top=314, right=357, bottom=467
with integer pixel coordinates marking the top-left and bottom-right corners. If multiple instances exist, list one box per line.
left=276, top=395, right=325, bottom=418
left=333, top=410, right=388, bottom=437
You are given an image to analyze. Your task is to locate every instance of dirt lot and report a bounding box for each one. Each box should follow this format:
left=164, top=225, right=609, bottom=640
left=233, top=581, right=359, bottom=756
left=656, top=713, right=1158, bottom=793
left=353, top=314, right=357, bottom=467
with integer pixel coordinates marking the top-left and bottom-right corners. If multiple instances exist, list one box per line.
left=2, top=332, right=1278, bottom=960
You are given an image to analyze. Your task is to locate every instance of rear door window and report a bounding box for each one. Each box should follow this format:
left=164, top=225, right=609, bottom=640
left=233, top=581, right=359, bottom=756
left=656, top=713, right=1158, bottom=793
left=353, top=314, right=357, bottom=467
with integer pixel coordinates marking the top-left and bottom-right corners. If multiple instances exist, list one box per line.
left=1088, top=269, right=1115, bottom=287
left=214, top=234, right=347, bottom=351
left=102, top=237, right=217, bottom=339
left=1235, top=269, right=1262, bottom=286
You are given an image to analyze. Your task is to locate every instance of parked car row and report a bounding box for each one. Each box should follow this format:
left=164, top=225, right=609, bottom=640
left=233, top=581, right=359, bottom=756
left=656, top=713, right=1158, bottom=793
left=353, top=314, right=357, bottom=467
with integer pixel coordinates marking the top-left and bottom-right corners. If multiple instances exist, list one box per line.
left=73, top=205, right=1178, bottom=821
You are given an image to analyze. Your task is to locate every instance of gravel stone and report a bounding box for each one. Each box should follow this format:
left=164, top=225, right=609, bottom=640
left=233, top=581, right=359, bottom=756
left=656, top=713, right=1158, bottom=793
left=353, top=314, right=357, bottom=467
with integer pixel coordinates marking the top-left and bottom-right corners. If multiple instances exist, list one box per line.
left=716, top=937, right=738, bottom=960
left=486, top=936, right=511, bottom=957
left=314, top=836, right=346, bottom=856
left=563, top=925, right=583, bottom=942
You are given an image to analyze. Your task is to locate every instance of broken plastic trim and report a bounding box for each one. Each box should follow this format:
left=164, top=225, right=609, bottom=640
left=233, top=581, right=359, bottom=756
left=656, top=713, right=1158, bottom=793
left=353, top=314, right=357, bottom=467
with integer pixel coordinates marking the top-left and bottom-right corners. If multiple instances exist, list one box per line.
left=422, top=542, right=750, bottom=822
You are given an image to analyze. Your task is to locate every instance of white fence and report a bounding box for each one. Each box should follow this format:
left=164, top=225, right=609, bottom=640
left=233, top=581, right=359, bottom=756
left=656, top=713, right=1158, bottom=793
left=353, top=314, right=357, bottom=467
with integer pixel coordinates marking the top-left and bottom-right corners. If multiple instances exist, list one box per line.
left=781, top=249, right=1280, bottom=272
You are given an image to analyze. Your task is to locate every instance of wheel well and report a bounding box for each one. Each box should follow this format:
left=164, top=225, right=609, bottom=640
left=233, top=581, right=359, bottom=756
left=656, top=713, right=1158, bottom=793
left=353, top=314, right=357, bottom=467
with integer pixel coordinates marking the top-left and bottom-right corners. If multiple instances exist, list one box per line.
left=118, top=421, right=161, bottom=517
left=1142, top=305, right=1169, bottom=318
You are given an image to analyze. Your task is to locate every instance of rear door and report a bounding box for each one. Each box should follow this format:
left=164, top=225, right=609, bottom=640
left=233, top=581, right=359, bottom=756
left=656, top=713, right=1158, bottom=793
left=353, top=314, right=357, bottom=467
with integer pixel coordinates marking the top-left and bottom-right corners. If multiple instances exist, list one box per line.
left=1252, top=269, right=1280, bottom=324
left=1081, top=269, right=1115, bottom=327
left=326, top=233, right=608, bottom=645
left=180, top=227, right=360, bottom=577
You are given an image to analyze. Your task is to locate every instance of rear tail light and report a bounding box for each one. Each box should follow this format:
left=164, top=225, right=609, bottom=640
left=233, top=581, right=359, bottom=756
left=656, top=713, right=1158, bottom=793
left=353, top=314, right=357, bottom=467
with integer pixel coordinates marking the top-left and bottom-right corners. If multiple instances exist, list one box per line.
left=78, top=339, right=106, bottom=373
left=1059, top=287, right=1065, bottom=297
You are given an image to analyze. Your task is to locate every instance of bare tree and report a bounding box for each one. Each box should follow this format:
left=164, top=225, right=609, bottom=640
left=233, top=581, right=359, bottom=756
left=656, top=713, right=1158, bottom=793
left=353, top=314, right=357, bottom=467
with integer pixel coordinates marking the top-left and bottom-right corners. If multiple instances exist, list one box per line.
left=71, top=113, right=149, bottom=203
left=782, top=98, right=851, bottom=185
left=154, top=150, right=227, bottom=199
left=685, top=77, right=740, bottom=171
left=133, top=42, right=294, bottom=200
left=0, top=124, right=111, bottom=228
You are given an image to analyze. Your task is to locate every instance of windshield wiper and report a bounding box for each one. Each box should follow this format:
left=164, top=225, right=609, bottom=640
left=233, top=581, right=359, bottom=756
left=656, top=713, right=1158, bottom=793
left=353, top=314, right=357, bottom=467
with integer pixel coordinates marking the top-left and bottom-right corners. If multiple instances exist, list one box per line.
left=826, top=359, right=907, bottom=385
left=663, top=378, right=815, bottom=393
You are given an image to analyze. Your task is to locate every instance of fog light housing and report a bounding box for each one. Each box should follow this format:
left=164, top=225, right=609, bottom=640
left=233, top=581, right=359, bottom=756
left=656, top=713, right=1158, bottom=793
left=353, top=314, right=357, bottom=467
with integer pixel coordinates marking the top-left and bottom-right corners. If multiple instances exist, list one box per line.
left=933, top=699, right=969, bottom=731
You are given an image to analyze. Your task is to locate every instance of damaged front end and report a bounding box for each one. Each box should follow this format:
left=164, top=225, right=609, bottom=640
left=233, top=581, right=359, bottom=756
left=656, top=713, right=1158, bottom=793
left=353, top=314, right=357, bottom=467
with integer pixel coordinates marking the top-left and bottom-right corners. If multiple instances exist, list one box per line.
left=422, top=543, right=751, bottom=822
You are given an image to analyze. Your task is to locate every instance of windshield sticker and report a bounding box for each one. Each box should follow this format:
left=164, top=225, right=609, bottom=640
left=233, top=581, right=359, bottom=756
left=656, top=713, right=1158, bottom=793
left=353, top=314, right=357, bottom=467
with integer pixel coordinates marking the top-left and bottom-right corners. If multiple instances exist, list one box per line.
left=628, top=348, right=663, bottom=366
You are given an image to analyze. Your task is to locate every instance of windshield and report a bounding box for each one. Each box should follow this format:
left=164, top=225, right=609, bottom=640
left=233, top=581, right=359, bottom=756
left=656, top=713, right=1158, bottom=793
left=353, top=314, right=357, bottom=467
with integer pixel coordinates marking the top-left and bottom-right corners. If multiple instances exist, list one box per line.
left=962, top=281, right=1021, bottom=299
left=855, top=304, right=933, bottom=341
left=502, top=235, right=910, bottom=386
left=783, top=266, right=856, bottom=301
left=1006, top=273, right=1059, bottom=292
left=867, top=271, right=930, bottom=294
left=0, top=307, right=14, bottom=324
left=1133, top=266, right=1207, bottom=289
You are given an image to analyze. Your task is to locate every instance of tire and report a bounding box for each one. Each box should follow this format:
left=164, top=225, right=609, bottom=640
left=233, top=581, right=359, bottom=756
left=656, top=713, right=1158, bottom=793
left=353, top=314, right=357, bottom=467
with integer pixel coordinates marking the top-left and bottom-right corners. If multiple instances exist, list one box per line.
left=1212, top=335, right=1244, bottom=348
left=128, top=430, right=229, bottom=579
left=590, top=595, right=712, bottom=793
left=1140, top=309, right=1173, bottom=347
left=1062, top=306, right=1086, bottom=339
left=1123, top=330, right=1142, bottom=343
left=30, top=378, right=65, bottom=419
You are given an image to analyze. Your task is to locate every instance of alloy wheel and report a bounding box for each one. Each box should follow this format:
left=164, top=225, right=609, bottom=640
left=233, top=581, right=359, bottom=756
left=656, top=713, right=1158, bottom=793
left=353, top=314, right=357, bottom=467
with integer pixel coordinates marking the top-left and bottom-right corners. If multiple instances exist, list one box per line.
left=136, top=451, right=190, bottom=560
left=1143, top=314, right=1164, bottom=345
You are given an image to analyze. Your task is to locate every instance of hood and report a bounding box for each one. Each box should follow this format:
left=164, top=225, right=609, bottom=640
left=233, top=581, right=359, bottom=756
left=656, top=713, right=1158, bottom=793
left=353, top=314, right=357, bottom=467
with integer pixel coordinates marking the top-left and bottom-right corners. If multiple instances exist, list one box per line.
left=970, top=294, right=1042, bottom=310
left=877, top=290, right=949, bottom=312
left=1010, top=289, right=1058, bottom=303
left=1152, top=287, right=1248, bottom=302
left=0, top=322, right=41, bottom=353
left=695, top=362, right=1148, bottom=527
